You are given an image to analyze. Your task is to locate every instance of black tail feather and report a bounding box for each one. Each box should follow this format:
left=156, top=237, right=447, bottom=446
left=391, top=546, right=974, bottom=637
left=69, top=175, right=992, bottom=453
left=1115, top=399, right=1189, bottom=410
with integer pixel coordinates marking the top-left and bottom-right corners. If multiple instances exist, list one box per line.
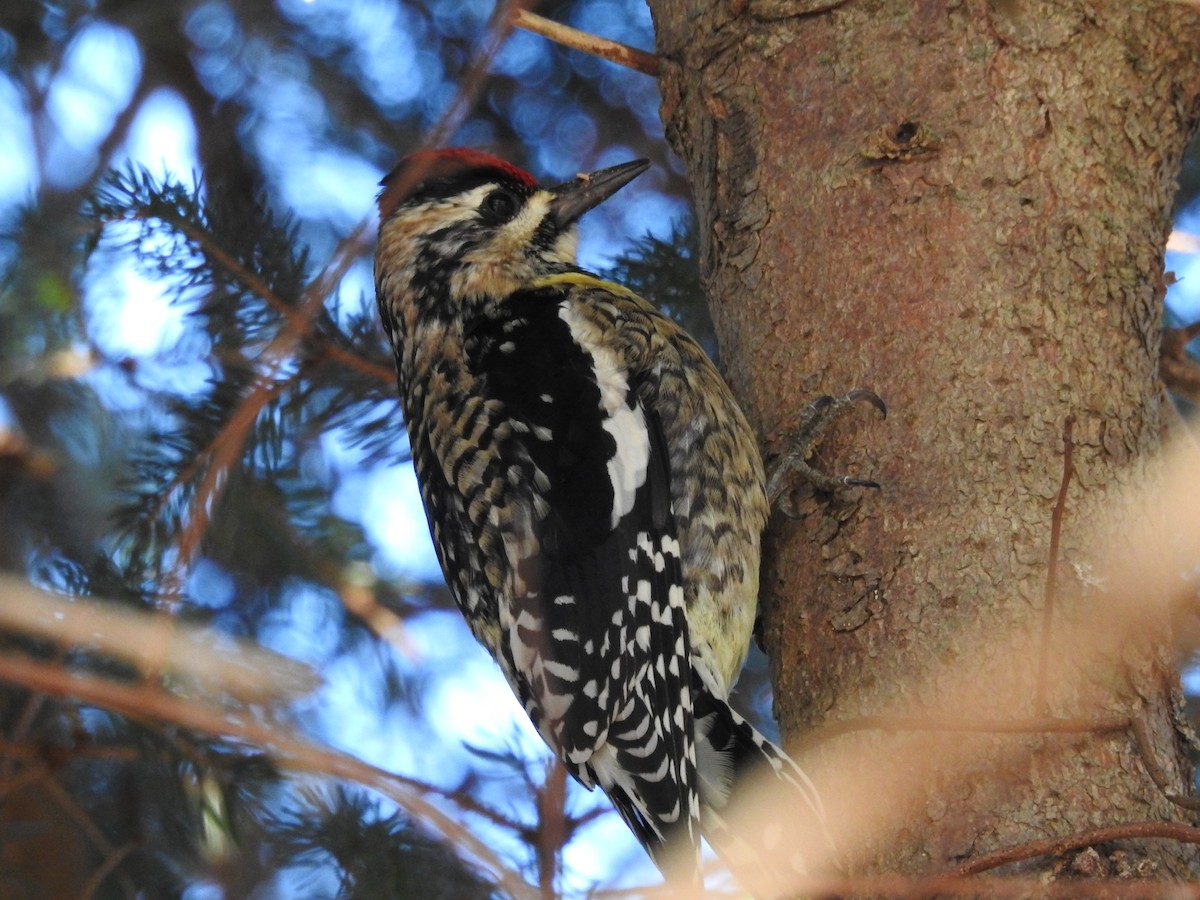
left=693, top=691, right=835, bottom=897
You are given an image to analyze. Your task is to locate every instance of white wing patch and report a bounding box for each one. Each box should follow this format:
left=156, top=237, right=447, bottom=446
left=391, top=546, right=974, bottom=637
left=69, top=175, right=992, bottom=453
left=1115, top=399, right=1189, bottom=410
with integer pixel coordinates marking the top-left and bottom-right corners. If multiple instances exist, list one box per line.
left=558, top=304, right=650, bottom=528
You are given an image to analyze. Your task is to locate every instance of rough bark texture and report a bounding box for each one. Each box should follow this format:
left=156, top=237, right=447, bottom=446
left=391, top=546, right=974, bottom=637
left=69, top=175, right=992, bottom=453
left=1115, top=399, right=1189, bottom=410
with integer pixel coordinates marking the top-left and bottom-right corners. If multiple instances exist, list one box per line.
left=649, top=0, right=1200, bottom=880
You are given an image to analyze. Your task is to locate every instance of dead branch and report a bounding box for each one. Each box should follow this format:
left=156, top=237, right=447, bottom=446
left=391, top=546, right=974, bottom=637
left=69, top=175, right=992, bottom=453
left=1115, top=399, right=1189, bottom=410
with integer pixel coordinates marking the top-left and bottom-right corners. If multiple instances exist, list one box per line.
left=1162, top=326, right=1200, bottom=406
left=514, top=10, right=660, bottom=77
left=955, top=820, right=1200, bottom=877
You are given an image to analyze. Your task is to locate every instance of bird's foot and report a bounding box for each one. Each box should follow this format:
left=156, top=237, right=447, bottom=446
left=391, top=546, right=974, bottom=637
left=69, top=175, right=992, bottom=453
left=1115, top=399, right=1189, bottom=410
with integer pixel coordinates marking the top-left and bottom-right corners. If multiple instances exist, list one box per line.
left=765, top=389, right=886, bottom=512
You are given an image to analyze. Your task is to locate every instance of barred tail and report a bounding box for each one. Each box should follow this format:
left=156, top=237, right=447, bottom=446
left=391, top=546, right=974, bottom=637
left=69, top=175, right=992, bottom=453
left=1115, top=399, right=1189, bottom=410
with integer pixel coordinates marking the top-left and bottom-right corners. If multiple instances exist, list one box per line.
left=694, top=690, right=835, bottom=897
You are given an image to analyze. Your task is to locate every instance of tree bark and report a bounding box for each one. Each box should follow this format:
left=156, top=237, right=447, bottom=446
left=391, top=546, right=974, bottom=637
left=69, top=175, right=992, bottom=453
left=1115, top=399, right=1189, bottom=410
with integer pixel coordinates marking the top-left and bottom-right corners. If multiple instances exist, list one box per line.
left=649, top=0, right=1200, bottom=881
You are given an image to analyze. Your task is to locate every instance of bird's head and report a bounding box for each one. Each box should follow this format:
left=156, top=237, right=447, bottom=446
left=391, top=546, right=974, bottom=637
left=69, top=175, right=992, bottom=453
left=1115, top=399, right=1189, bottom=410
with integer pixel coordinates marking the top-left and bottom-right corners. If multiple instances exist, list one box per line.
left=374, top=148, right=648, bottom=339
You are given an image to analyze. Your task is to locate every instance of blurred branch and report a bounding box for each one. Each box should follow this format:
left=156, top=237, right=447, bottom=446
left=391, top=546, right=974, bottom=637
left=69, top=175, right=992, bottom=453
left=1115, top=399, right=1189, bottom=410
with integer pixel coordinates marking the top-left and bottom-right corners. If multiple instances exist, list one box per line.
left=424, top=0, right=531, bottom=149
left=39, top=775, right=139, bottom=900
left=0, top=652, right=540, bottom=900
left=0, top=738, right=137, bottom=764
left=514, top=10, right=660, bottom=77
left=804, top=710, right=1200, bottom=818
left=0, top=576, right=319, bottom=704
left=78, top=841, right=139, bottom=900
left=315, top=341, right=397, bottom=387
left=799, top=714, right=1130, bottom=748
left=531, top=758, right=566, bottom=899
left=160, top=365, right=305, bottom=607
left=377, top=0, right=531, bottom=220
left=1161, top=325, right=1200, bottom=405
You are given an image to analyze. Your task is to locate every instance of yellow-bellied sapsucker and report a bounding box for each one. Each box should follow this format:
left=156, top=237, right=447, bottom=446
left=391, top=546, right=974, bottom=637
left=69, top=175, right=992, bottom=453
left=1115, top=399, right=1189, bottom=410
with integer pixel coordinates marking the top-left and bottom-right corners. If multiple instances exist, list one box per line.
left=374, top=148, right=873, bottom=887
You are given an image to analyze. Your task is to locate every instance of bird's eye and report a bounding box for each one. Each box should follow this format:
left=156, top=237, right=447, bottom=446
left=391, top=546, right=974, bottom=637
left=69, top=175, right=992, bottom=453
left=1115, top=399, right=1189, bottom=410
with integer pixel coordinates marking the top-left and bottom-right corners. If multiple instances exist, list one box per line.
left=482, top=189, right=520, bottom=222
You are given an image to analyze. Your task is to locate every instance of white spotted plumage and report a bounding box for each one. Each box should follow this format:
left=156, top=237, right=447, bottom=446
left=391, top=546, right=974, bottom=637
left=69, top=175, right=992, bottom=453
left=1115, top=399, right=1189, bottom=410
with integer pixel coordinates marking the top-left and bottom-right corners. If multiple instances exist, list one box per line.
left=375, top=148, right=831, bottom=890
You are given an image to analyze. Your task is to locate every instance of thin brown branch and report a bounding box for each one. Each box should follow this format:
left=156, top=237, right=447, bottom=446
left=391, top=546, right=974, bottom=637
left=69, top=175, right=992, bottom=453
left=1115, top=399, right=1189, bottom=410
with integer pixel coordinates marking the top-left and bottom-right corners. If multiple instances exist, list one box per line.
left=178, top=217, right=293, bottom=321
left=424, top=0, right=531, bottom=149
left=800, top=714, right=1129, bottom=749
left=0, top=738, right=138, bottom=764
left=1180, top=319, right=1200, bottom=343
left=0, top=652, right=539, bottom=900
left=1130, top=716, right=1200, bottom=812
left=160, top=365, right=305, bottom=610
left=41, top=776, right=139, bottom=900
left=1037, top=414, right=1075, bottom=712
left=319, top=341, right=396, bottom=386
left=109, top=209, right=395, bottom=388
left=1161, top=327, right=1200, bottom=405
left=804, top=712, right=1200, bottom=816
left=514, top=10, right=660, bottom=76
left=2, top=688, right=48, bottom=779
left=78, top=841, right=139, bottom=900
left=955, top=820, right=1200, bottom=877
left=0, top=761, right=49, bottom=799
left=534, top=758, right=567, bottom=900
left=376, top=0, right=531, bottom=222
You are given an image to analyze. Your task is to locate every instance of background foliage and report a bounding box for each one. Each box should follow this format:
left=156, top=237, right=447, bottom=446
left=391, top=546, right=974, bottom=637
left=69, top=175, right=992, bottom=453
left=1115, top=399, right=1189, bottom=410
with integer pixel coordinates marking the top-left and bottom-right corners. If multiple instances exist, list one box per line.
left=2, top=1, right=1200, bottom=897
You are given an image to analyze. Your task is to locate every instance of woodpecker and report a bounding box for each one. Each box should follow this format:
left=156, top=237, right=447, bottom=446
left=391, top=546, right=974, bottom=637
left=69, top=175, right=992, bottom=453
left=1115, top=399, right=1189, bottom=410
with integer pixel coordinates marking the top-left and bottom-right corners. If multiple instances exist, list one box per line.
left=374, top=148, right=875, bottom=889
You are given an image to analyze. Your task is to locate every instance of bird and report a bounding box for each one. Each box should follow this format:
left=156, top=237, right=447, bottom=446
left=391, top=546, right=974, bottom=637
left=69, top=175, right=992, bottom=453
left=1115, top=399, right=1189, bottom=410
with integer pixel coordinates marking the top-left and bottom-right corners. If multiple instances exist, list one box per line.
left=373, top=147, right=880, bottom=890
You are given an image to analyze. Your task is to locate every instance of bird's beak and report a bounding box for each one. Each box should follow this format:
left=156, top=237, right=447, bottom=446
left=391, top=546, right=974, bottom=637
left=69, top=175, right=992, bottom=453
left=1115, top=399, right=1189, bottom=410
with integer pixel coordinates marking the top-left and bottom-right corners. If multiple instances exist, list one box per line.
left=547, top=159, right=650, bottom=229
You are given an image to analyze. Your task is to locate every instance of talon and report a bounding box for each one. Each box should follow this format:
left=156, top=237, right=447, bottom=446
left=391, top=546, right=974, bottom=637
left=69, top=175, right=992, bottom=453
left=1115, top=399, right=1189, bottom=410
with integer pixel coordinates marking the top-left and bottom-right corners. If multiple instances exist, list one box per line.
left=845, top=388, right=887, bottom=419
left=840, top=476, right=881, bottom=490
left=765, top=388, right=885, bottom=508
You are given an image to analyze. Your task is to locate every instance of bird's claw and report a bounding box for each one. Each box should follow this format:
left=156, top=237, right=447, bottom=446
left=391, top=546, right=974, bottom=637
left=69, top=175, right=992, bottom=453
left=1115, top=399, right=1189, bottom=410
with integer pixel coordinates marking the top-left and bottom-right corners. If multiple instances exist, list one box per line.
left=765, top=389, right=886, bottom=511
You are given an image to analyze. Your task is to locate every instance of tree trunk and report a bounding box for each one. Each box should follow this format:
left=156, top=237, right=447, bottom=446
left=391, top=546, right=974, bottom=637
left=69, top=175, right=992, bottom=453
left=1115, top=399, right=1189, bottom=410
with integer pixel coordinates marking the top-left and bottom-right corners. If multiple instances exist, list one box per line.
left=648, top=0, right=1200, bottom=882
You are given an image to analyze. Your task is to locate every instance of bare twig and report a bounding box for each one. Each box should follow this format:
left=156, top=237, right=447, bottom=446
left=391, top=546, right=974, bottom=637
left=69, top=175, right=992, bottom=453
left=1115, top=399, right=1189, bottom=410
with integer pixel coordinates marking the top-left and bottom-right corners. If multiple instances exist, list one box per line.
left=113, top=209, right=395, bottom=388
left=0, top=738, right=137, bottom=764
left=1, top=688, right=49, bottom=780
left=514, top=10, right=660, bottom=76
left=317, top=341, right=396, bottom=387
left=1130, top=716, right=1200, bottom=812
left=41, top=776, right=139, bottom=899
left=78, top=841, right=139, bottom=900
left=533, top=758, right=567, bottom=900
left=376, top=0, right=532, bottom=222
left=0, top=761, right=49, bottom=799
left=160, top=365, right=306, bottom=609
left=955, top=820, right=1200, bottom=877
left=1037, top=414, right=1075, bottom=712
left=1161, top=326, right=1200, bottom=405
